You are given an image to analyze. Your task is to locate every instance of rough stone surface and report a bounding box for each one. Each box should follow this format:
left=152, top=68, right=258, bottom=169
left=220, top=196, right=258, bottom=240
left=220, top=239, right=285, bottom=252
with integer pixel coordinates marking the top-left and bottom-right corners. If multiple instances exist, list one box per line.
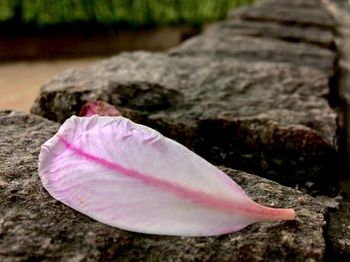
left=169, top=34, right=335, bottom=74
left=261, top=0, right=324, bottom=8
left=230, top=2, right=335, bottom=28
left=322, top=2, right=350, bottom=260
left=326, top=196, right=350, bottom=261
left=207, top=19, right=334, bottom=48
left=0, top=111, right=328, bottom=261
left=325, top=0, right=350, bottom=192
left=31, top=52, right=338, bottom=186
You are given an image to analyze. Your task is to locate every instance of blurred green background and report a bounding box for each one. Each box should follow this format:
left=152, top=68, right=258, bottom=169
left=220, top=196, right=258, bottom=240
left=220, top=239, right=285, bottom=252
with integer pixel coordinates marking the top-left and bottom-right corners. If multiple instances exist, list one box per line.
left=0, top=0, right=254, bottom=29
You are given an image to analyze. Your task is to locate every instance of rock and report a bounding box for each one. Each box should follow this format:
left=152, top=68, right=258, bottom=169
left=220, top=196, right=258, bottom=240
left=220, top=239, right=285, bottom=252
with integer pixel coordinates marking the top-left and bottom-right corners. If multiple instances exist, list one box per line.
left=207, top=19, right=334, bottom=48
left=326, top=196, right=350, bottom=261
left=261, top=0, right=324, bottom=9
left=324, top=0, right=350, bottom=192
left=169, top=34, right=335, bottom=74
left=230, top=2, right=335, bottom=28
left=31, top=52, right=338, bottom=186
left=0, top=111, right=328, bottom=261
left=315, top=195, right=343, bottom=210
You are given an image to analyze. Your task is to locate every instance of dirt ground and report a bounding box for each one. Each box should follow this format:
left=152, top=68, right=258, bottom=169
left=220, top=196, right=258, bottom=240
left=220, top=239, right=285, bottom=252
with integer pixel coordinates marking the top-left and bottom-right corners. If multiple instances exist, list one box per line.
left=0, top=58, right=101, bottom=112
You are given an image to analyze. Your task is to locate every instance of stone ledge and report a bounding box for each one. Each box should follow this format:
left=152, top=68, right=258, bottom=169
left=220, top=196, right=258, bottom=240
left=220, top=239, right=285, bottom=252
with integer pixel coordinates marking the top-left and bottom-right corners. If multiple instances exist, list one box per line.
left=230, top=2, right=335, bottom=28
left=206, top=19, right=334, bottom=49
left=0, top=111, right=327, bottom=261
left=169, top=34, right=335, bottom=74
left=30, top=53, right=338, bottom=187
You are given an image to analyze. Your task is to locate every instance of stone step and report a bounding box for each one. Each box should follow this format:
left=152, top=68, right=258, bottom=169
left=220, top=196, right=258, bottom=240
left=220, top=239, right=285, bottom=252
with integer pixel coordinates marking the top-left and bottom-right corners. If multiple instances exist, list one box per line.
left=206, top=19, right=334, bottom=49
left=31, top=52, right=338, bottom=188
left=0, top=111, right=328, bottom=261
left=169, top=34, right=335, bottom=74
left=230, top=2, right=335, bottom=28
left=261, top=0, right=324, bottom=8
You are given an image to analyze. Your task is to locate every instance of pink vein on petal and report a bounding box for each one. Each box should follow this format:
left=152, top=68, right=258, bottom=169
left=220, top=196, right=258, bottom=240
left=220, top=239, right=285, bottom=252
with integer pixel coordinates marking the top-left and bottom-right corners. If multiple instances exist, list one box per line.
left=57, top=135, right=287, bottom=219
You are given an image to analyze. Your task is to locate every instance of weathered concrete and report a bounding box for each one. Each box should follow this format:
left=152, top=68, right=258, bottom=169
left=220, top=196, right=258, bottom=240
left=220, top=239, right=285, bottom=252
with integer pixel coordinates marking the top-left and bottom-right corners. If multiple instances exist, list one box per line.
left=0, top=111, right=328, bottom=261
left=31, top=52, right=338, bottom=186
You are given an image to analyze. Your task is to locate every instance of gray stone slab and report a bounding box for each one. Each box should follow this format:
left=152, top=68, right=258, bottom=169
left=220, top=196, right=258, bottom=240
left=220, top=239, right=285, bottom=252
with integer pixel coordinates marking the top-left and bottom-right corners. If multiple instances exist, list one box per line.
left=169, top=34, right=335, bottom=74
left=0, top=110, right=328, bottom=261
left=262, top=0, right=324, bottom=9
left=31, top=52, right=338, bottom=186
left=207, top=19, right=334, bottom=48
left=230, top=4, right=335, bottom=28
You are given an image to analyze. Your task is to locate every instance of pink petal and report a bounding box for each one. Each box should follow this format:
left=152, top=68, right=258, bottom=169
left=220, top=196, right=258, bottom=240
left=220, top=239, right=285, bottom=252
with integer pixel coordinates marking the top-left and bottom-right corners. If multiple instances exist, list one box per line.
left=39, top=116, right=295, bottom=236
left=79, top=101, right=121, bottom=117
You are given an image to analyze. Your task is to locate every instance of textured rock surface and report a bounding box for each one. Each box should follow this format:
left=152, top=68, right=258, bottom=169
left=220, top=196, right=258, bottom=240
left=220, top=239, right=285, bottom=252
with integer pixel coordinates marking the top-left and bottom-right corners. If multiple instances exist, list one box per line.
left=207, top=19, right=334, bottom=48
left=31, top=52, right=338, bottom=186
left=169, top=34, right=335, bottom=74
left=0, top=111, right=328, bottom=261
left=323, top=2, right=350, bottom=260
left=231, top=2, right=335, bottom=28
left=327, top=196, right=350, bottom=261
left=325, top=0, right=350, bottom=190
left=261, top=0, right=324, bottom=8
left=171, top=0, right=336, bottom=74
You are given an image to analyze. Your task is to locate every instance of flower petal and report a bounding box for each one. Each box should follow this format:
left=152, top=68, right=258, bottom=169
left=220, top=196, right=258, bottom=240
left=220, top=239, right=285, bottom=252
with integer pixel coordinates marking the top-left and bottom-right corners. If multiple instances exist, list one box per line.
left=39, top=116, right=295, bottom=236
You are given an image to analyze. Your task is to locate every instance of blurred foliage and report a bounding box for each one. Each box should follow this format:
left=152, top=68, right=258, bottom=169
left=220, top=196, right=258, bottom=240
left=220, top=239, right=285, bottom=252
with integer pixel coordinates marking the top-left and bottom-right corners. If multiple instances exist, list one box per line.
left=0, top=0, right=254, bottom=27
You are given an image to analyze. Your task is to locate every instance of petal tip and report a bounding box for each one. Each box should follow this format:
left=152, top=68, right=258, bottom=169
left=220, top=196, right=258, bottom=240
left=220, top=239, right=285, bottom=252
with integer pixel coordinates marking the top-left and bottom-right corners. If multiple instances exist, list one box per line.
left=284, top=208, right=296, bottom=220
left=273, top=208, right=296, bottom=221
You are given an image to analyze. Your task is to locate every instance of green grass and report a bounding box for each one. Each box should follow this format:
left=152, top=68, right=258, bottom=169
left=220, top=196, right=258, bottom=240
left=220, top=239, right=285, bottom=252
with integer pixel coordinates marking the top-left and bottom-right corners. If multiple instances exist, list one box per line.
left=0, top=0, right=254, bottom=27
